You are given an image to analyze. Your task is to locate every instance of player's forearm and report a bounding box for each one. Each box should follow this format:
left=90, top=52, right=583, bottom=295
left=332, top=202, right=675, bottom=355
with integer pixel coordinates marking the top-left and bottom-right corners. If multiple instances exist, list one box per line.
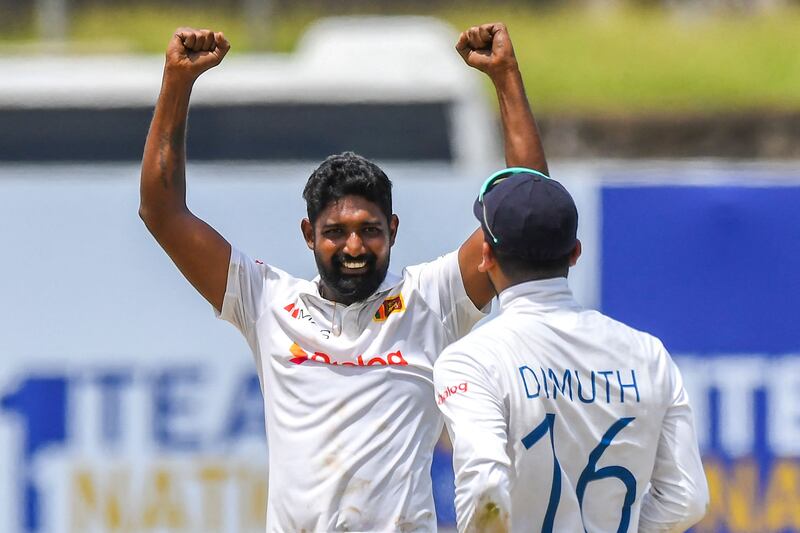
left=491, top=67, right=548, bottom=175
left=139, top=71, right=194, bottom=228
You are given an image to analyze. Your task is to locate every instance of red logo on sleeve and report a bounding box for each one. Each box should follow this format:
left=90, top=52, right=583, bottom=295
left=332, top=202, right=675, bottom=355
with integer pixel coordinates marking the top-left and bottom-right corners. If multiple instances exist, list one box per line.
left=437, top=382, right=469, bottom=404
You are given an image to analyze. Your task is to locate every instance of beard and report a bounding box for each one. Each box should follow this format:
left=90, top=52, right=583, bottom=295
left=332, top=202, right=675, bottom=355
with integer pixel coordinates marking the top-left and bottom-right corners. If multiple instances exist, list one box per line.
left=314, top=250, right=390, bottom=305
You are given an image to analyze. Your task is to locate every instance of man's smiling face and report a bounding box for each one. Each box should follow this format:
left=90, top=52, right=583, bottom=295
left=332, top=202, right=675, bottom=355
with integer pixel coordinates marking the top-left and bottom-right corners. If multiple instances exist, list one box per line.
left=302, top=194, right=399, bottom=305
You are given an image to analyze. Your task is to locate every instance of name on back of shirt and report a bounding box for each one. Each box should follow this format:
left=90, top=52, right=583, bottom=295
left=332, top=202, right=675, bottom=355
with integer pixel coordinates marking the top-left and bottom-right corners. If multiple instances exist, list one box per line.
left=518, top=366, right=640, bottom=404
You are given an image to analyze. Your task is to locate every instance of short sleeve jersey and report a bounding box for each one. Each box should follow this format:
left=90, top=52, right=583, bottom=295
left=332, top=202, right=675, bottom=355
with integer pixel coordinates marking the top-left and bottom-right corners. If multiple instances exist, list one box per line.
left=218, top=247, right=486, bottom=532
left=434, top=278, right=707, bottom=532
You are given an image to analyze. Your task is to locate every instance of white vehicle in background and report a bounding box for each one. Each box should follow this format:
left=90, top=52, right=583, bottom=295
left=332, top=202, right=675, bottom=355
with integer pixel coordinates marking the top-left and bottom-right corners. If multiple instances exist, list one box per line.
left=0, top=16, right=499, bottom=170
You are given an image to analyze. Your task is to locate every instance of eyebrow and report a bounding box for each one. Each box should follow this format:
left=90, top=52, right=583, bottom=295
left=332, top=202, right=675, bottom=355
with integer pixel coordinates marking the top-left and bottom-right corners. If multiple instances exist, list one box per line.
left=321, top=219, right=384, bottom=229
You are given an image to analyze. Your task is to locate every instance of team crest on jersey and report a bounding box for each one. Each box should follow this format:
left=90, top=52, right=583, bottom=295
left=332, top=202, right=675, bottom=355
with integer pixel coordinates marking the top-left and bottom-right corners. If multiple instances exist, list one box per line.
left=373, top=295, right=405, bottom=322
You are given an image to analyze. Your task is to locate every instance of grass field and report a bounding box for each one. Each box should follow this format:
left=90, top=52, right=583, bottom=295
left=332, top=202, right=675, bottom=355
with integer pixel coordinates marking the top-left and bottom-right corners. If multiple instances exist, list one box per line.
left=3, top=3, right=799, bottom=113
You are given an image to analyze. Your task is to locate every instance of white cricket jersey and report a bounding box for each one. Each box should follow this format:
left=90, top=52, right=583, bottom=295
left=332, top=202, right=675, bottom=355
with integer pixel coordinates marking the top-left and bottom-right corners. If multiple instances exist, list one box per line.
left=434, top=277, right=708, bottom=533
left=217, top=247, right=486, bottom=532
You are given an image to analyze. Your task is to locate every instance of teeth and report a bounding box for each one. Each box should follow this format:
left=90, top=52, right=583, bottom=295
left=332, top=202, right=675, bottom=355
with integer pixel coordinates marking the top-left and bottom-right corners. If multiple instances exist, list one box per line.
left=343, top=260, right=367, bottom=269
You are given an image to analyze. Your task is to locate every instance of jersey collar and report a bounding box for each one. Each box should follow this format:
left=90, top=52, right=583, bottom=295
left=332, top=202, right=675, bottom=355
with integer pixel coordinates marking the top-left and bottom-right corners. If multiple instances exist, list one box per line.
left=306, top=270, right=403, bottom=308
left=497, top=276, right=579, bottom=312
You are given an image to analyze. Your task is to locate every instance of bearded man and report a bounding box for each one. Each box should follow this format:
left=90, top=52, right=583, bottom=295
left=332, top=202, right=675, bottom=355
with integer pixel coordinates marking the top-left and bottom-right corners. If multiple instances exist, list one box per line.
left=139, top=22, right=546, bottom=532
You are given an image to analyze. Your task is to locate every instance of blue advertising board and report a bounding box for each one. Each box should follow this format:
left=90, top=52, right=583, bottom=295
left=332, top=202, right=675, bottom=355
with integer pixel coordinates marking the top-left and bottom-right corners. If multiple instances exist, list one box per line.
left=601, top=182, right=800, bottom=532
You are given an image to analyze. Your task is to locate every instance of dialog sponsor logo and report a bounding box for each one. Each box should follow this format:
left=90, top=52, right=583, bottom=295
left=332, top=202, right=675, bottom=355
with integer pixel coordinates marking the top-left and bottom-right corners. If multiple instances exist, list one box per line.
left=289, top=343, right=408, bottom=367
left=437, top=382, right=468, bottom=404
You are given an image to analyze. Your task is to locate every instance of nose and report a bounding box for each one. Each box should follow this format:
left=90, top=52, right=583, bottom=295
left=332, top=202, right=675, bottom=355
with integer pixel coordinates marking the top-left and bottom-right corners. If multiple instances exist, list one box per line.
left=344, top=231, right=366, bottom=256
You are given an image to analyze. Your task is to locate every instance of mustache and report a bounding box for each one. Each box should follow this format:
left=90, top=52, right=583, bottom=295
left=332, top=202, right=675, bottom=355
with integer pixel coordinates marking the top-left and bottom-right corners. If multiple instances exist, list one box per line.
left=332, top=253, right=377, bottom=270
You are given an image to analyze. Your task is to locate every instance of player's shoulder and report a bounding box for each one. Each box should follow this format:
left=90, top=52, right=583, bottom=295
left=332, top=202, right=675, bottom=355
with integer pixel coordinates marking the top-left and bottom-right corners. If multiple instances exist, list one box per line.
left=401, top=250, right=459, bottom=281
left=603, top=310, right=666, bottom=348
left=586, top=308, right=670, bottom=361
left=232, top=247, right=316, bottom=293
left=436, top=319, right=506, bottom=371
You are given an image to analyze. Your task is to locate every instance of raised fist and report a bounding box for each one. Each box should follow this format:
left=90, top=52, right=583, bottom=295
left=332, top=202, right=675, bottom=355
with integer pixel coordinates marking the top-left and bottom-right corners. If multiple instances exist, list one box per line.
left=455, top=23, right=518, bottom=77
left=165, top=28, right=230, bottom=81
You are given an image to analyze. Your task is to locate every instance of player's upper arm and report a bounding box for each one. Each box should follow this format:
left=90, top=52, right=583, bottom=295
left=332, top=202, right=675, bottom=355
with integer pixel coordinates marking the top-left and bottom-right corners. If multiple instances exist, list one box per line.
left=639, top=353, right=709, bottom=532
left=458, top=228, right=495, bottom=310
left=140, top=207, right=231, bottom=312
left=410, top=250, right=488, bottom=341
left=434, top=348, right=512, bottom=532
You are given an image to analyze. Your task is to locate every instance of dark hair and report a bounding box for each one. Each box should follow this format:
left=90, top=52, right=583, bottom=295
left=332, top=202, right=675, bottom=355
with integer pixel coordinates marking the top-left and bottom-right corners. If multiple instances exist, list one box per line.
left=493, top=246, right=571, bottom=282
left=302, top=152, right=393, bottom=224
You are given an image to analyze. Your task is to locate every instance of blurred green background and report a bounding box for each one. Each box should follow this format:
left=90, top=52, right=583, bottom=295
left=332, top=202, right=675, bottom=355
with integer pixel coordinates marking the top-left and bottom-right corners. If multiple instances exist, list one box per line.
left=2, top=0, right=798, bottom=114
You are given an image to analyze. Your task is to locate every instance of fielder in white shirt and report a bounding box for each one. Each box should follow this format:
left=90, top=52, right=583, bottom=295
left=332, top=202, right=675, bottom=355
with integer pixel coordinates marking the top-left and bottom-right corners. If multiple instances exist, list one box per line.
left=434, top=169, right=709, bottom=533
left=140, top=22, right=548, bottom=532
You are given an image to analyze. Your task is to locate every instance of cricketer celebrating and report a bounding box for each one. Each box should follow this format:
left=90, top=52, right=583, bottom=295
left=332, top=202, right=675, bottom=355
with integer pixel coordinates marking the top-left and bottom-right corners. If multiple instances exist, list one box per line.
left=140, top=22, right=545, bottom=531
left=433, top=169, right=709, bottom=532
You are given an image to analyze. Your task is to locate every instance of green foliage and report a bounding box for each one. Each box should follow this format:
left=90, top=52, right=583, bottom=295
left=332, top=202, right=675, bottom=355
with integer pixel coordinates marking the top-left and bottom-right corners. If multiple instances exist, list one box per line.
left=70, top=5, right=252, bottom=52
left=4, top=3, right=799, bottom=112
left=440, top=4, right=800, bottom=112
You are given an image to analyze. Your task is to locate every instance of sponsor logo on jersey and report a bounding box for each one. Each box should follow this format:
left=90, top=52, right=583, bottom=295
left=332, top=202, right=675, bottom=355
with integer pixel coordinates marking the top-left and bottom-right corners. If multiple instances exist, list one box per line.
left=289, top=342, right=408, bottom=367
left=373, top=295, right=405, bottom=322
left=283, top=303, right=316, bottom=325
left=437, top=382, right=468, bottom=404
left=283, top=302, right=332, bottom=339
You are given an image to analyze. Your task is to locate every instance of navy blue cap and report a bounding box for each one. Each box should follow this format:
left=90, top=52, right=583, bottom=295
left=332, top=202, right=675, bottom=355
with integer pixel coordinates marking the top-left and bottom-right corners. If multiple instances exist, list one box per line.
left=473, top=168, right=578, bottom=261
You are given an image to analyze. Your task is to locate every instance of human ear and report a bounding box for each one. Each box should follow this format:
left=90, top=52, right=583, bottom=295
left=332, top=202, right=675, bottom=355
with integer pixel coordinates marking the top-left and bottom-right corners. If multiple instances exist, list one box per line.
left=569, top=239, right=582, bottom=267
left=301, top=218, right=315, bottom=250
left=388, top=214, right=399, bottom=246
left=478, top=241, right=496, bottom=273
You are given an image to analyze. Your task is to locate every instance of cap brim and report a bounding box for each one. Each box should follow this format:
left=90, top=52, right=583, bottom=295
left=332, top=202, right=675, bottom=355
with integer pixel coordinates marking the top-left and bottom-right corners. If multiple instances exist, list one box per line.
left=472, top=196, right=483, bottom=222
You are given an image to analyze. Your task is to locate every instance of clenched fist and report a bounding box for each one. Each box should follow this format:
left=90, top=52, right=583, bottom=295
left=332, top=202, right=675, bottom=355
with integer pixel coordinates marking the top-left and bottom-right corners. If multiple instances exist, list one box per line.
left=456, top=23, right=518, bottom=78
left=165, top=27, right=230, bottom=81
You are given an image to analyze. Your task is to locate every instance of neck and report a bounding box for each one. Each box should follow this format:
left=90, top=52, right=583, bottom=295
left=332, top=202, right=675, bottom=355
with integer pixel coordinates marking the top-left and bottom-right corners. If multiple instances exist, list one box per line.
left=319, top=283, right=358, bottom=306
left=489, top=270, right=568, bottom=294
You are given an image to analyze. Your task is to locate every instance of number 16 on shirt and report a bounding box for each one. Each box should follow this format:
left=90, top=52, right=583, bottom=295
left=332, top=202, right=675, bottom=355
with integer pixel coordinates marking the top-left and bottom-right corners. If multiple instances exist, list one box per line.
left=522, top=414, right=637, bottom=533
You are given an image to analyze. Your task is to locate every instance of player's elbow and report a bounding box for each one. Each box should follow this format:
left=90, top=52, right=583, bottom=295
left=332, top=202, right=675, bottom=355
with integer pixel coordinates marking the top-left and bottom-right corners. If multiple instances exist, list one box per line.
left=138, top=204, right=160, bottom=233
left=662, top=483, right=710, bottom=531
left=640, top=476, right=709, bottom=533
left=138, top=204, right=150, bottom=224
left=665, top=494, right=708, bottom=533
left=683, top=465, right=711, bottom=526
left=138, top=203, right=183, bottom=235
left=682, top=481, right=710, bottom=528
